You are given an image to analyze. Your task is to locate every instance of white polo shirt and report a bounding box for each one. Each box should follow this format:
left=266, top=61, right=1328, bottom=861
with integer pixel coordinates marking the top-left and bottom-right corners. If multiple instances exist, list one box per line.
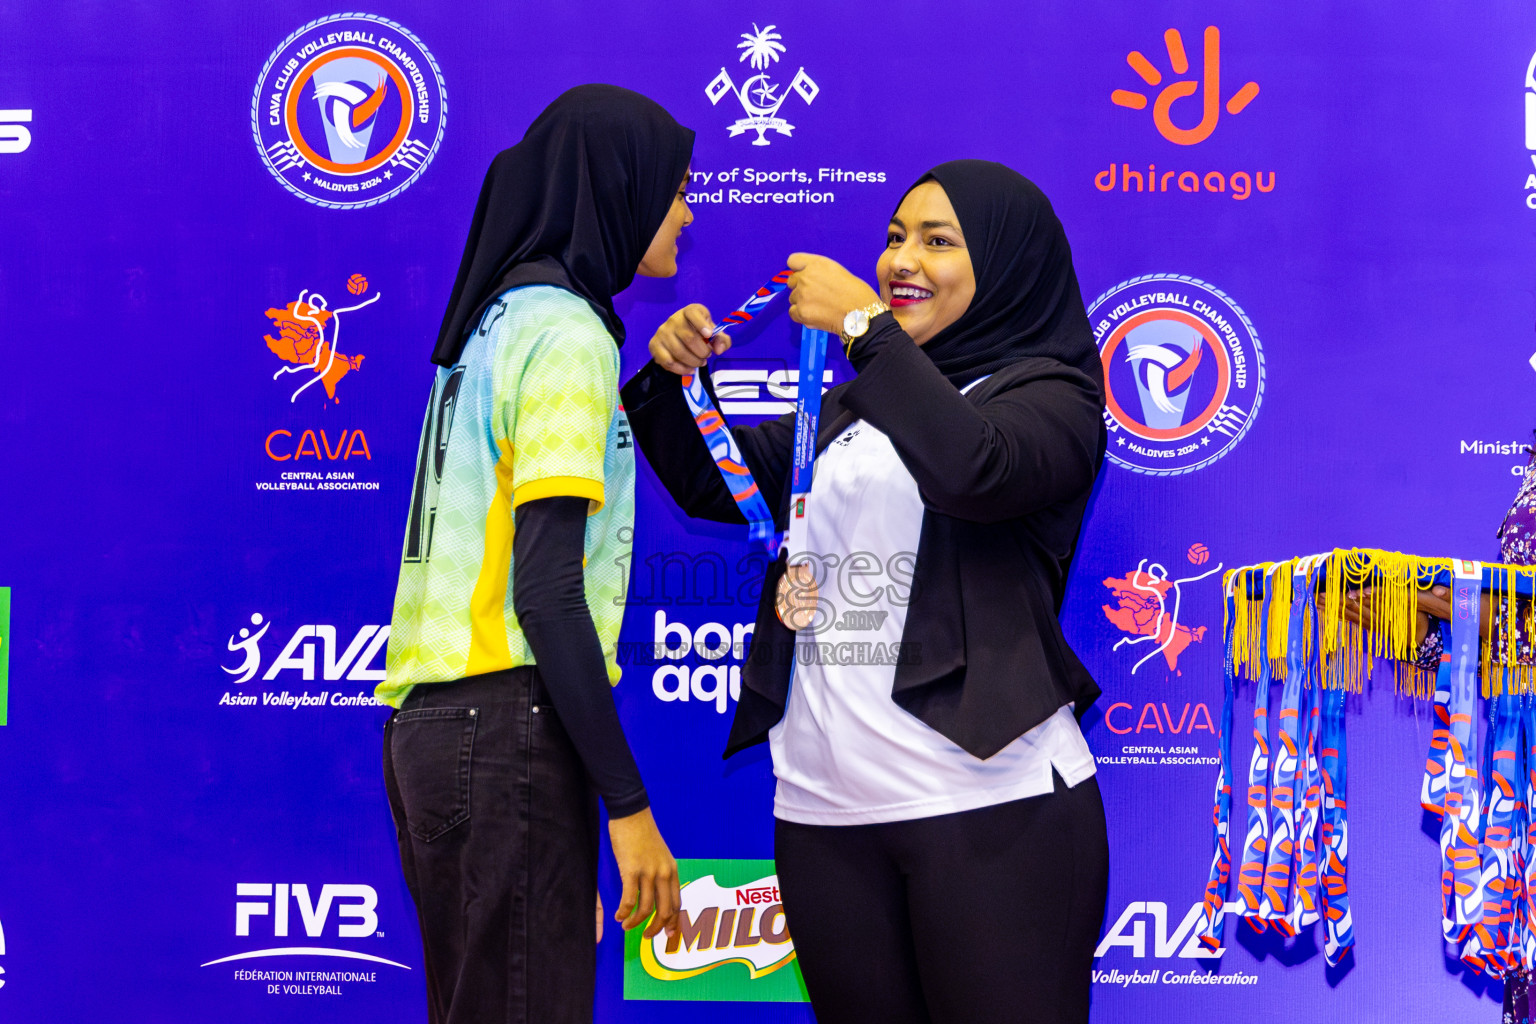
left=769, top=411, right=1096, bottom=827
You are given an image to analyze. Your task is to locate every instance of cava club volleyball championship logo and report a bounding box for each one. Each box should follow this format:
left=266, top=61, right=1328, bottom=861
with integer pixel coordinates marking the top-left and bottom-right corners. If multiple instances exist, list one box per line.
left=1089, top=275, right=1264, bottom=476
left=252, top=14, right=446, bottom=209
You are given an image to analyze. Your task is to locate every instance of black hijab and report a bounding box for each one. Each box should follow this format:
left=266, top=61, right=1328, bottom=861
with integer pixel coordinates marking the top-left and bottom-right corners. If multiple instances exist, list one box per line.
left=894, top=160, right=1100, bottom=391
left=431, top=84, right=695, bottom=366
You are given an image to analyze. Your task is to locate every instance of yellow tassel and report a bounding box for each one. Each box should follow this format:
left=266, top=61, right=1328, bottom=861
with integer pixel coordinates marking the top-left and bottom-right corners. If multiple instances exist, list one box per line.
left=1268, top=562, right=1294, bottom=678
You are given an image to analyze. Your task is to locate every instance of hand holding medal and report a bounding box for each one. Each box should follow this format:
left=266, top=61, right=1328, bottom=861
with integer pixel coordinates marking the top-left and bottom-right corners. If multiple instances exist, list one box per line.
left=651, top=260, right=875, bottom=627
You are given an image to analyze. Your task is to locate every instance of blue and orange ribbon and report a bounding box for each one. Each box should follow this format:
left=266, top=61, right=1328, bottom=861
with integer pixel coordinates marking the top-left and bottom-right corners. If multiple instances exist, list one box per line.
left=680, top=270, right=831, bottom=554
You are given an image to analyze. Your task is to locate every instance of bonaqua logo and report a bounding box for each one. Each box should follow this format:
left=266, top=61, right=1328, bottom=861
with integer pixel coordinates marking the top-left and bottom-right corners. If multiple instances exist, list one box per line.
left=1096, top=27, right=1273, bottom=199
left=707, top=24, right=819, bottom=146
left=253, top=14, right=445, bottom=209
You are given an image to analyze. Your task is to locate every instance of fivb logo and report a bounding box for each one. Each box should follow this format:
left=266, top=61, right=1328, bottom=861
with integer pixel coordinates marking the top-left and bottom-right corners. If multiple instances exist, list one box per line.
left=222, top=613, right=388, bottom=683
left=1111, top=27, right=1259, bottom=145
left=237, top=883, right=378, bottom=938
left=201, top=882, right=409, bottom=970
left=706, top=24, right=819, bottom=146
left=1095, top=900, right=1234, bottom=959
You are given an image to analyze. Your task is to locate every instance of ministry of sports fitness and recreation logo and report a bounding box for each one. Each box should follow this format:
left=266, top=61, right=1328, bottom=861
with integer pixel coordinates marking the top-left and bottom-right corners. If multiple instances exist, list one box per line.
left=624, top=859, right=805, bottom=1003
left=1090, top=275, right=1265, bottom=476
left=706, top=24, right=819, bottom=146
left=252, top=14, right=446, bottom=209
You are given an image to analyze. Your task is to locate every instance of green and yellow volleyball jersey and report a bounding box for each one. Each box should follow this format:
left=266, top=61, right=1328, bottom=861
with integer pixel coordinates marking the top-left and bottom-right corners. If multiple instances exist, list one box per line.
left=379, top=286, right=634, bottom=707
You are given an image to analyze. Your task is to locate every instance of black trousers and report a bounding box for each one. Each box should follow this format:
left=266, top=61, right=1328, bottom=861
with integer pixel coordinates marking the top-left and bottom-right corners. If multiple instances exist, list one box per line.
left=382, top=667, right=599, bottom=1024
left=774, top=773, right=1109, bottom=1024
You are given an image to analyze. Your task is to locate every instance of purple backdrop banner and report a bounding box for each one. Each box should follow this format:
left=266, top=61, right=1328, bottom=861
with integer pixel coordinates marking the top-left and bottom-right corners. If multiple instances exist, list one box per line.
left=1, top=2, right=1534, bottom=1020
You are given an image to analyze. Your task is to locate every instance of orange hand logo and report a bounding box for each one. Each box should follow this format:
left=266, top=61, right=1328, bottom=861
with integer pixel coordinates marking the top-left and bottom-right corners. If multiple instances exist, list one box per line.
left=1112, top=28, right=1259, bottom=146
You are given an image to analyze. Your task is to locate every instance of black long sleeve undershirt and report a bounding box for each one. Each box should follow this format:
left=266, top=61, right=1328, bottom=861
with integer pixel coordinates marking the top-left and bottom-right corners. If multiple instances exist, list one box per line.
left=512, top=495, right=648, bottom=818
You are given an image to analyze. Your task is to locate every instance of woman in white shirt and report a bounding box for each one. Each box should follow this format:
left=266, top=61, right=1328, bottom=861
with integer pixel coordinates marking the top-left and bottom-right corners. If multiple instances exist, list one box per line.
left=625, top=160, right=1108, bottom=1024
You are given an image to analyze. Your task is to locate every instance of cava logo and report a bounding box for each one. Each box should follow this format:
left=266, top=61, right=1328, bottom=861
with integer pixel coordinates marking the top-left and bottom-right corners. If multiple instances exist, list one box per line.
left=201, top=882, right=409, bottom=971
left=625, top=860, right=808, bottom=1003
left=263, top=274, right=380, bottom=405
left=706, top=24, right=819, bottom=146
left=1090, top=275, right=1264, bottom=476
left=1111, top=27, right=1258, bottom=145
left=0, top=108, right=30, bottom=154
left=252, top=13, right=446, bottom=208
left=1101, top=545, right=1223, bottom=675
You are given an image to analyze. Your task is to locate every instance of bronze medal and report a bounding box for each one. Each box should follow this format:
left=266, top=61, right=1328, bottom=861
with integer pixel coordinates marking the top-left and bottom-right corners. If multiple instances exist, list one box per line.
left=775, top=562, right=819, bottom=631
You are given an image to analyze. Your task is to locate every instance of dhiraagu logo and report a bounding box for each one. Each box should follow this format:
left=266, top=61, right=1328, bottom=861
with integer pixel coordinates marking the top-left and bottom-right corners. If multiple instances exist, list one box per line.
left=624, top=859, right=807, bottom=1003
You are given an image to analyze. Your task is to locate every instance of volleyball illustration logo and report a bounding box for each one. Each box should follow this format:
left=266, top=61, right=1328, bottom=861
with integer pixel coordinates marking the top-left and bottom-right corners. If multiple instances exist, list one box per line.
left=252, top=14, right=446, bottom=209
left=1089, top=274, right=1265, bottom=477
left=262, top=274, right=382, bottom=404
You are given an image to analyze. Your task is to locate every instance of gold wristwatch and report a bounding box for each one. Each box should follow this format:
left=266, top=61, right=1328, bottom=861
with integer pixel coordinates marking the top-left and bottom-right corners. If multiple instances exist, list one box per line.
left=840, top=299, right=892, bottom=352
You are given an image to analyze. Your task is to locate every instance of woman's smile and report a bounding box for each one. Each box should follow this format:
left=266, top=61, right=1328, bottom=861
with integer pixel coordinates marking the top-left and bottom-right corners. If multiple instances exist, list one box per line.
left=889, top=282, right=934, bottom=307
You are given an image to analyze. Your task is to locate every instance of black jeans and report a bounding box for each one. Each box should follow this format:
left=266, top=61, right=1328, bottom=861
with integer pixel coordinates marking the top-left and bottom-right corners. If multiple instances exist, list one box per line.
left=382, top=667, right=599, bottom=1024
left=774, top=772, right=1109, bottom=1024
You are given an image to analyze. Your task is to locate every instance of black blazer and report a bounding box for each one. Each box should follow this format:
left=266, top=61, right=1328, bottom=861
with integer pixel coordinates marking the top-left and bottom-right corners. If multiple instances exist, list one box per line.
left=621, top=317, right=1106, bottom=760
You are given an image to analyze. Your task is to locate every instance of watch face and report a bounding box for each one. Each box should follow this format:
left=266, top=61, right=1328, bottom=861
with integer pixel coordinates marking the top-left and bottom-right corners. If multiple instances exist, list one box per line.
left=844, top=309, right=870, bottom=336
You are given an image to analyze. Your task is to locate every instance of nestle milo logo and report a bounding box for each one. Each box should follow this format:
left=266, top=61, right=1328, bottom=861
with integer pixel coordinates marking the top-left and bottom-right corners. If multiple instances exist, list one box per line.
left=624, top=859, right=808, bottom=1003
